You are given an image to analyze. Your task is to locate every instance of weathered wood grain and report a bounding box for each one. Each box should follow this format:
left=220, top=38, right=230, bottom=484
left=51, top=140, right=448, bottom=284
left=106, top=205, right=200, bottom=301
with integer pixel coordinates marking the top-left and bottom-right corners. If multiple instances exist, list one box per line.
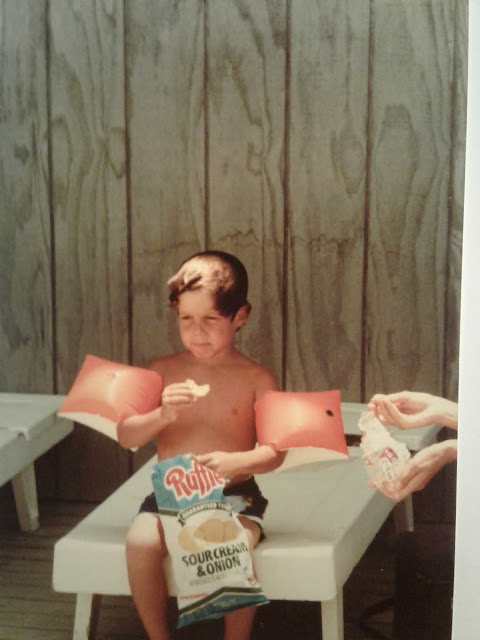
left=287, top=0, right=370, bottom=396
left=0, top=1, right=53, bottom=393
left=49, top=0, right=130, bottom=500
left=364, top=0, right=456, bottom=398
left=126, top=0, right=206, bottom=470
left=444, top=0, right=467, bottom=402
left=50, top=0, right=129, bottom=383
left=126, top=0, right=206, bottom=369
left=207, top=0, right=286, bottom=384
left=0, top=0, right=465, bottom=518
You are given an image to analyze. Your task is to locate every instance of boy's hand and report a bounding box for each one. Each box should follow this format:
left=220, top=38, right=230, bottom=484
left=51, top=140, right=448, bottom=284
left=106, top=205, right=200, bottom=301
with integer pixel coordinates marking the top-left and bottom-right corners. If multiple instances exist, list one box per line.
left=195, top=451, right=242, bottom=480
left=161, top=382, right=198, bottom=422
left=197, top=446, right=287, bottom=478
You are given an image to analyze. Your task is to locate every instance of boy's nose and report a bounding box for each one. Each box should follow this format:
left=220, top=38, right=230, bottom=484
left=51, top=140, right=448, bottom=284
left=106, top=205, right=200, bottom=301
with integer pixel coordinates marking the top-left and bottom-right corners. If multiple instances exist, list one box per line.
left=191, top=322, right=207, bottom=336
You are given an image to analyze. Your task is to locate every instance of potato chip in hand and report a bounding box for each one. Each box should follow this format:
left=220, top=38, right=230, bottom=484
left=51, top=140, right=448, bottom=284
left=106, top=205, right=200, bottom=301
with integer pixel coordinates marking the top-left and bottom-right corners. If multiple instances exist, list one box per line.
left=186, top=378, right=210, bottom=398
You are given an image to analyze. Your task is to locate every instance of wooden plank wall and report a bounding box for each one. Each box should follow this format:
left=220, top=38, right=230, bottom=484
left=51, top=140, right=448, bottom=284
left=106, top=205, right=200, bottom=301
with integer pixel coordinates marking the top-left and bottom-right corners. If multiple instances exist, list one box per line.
left=0, top=0, right=466, bottom=520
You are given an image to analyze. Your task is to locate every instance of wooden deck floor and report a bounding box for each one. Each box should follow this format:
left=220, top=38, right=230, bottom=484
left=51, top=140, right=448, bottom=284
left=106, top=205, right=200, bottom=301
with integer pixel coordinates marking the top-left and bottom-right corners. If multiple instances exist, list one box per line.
left=0, top=489, right=454, bottom=640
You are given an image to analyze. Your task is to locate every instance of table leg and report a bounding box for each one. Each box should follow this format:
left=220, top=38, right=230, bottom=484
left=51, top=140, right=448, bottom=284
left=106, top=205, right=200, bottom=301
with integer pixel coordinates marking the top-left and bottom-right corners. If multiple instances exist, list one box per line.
left=11, top=462, right=39, bottom=531
left=73, top=593, right=101, bottom=640
left=321, top=590, right=344, bottom=640
left=393, top=495, right=414, bottom=533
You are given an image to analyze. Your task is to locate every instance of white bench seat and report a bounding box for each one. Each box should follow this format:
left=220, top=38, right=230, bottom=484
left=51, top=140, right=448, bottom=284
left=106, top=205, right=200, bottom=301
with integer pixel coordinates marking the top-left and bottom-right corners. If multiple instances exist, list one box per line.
left=53, top=454, right=394, bottom=640
left=52, top=401, right=440, bottom=639
left=0, top=393, right=72, bottom=531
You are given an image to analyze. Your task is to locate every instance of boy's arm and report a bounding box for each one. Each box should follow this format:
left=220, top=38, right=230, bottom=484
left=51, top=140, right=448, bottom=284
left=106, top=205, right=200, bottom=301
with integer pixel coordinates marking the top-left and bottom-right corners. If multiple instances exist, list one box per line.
left=117, top=405, right=167, bottom=449
left=196, top=446, right=286, bottom=479
left=196, top=366, right=286, bottom=477
left=117, top=380, right=198, bottom=449
left=248, top=367, right=287, bottom=471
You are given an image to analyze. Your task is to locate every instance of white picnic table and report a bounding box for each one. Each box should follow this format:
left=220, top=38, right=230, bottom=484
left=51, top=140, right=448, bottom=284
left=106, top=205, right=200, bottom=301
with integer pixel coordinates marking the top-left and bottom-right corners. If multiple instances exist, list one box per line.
left=0, top=393, right=73, bottom=531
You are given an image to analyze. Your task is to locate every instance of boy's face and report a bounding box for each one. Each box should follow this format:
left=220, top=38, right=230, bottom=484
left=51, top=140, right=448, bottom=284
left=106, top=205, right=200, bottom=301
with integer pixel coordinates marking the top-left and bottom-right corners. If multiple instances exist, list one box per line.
left=176, top=289, right=247, bottom=361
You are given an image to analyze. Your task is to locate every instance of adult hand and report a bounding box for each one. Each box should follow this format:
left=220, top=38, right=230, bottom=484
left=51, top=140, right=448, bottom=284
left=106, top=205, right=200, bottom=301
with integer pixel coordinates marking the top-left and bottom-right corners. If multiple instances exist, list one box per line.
left=368, top=391, right=458, bottom=430
left=370, top=440, right=458, bottom=501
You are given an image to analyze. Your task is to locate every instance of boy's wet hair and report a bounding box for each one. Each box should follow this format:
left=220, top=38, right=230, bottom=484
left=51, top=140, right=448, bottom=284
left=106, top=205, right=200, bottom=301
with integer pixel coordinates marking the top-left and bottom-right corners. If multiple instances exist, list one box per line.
left=168, top=250, right=251, bottom=318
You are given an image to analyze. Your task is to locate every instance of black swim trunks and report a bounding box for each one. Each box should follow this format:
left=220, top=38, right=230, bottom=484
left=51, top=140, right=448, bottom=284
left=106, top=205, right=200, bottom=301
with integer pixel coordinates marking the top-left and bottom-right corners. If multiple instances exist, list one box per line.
left=139, top=476, right=268, bottom=537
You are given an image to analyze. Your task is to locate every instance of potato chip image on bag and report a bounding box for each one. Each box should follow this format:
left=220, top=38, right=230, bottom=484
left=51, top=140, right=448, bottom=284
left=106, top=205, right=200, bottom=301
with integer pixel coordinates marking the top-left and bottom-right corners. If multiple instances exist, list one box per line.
left=152, top=454, right=268, bottom=628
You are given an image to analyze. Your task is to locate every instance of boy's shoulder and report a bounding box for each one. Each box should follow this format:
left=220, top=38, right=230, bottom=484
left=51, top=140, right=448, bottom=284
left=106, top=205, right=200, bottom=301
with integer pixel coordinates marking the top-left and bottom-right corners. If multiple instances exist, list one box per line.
left=234, top=351, right=278, bottom=392
left=147, top=350, right=278, bottom=393
left=147, top=352, right=187, bottom=375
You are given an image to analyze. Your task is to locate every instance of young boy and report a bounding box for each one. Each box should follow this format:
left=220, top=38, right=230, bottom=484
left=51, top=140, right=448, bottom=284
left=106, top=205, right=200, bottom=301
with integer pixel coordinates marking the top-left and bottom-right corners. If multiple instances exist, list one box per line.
left=117, top=250, right=285, bottom=640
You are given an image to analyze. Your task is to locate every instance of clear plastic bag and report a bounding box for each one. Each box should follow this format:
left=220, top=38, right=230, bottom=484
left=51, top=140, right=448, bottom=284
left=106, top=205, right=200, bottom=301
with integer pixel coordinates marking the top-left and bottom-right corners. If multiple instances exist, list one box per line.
left=358, top=411, right=411, bottom=490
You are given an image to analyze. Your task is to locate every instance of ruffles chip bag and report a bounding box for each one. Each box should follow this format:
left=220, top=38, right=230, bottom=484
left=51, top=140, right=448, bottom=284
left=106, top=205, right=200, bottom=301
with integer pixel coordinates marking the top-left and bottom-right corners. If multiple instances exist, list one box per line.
left=152, top=454, right=268, bottom=628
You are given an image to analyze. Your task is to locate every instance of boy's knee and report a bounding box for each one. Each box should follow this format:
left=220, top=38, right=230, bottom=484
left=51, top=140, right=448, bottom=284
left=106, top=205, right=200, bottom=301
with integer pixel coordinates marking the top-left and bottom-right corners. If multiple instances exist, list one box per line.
left=238, top=517, right=261, bottom=549
left=126, top=513, right=167, bottom=557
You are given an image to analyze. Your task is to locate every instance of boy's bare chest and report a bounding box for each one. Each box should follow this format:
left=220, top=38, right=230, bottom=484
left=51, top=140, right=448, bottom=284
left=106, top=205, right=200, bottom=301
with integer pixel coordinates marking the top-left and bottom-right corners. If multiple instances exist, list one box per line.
left=162, top=362, right=256, bottom=406
left=157, top=374, right=257, bottom=456
left=151, top=355, right=261, bottom=456
left=157, top=408, right=256, bottom=459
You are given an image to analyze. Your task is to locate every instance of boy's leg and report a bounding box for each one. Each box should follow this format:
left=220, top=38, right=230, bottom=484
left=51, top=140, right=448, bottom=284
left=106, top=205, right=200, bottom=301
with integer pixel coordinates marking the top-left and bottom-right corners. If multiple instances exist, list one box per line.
left=224, top=517, right=261, bottom=640
left=126, top=512, right=170, bottom=640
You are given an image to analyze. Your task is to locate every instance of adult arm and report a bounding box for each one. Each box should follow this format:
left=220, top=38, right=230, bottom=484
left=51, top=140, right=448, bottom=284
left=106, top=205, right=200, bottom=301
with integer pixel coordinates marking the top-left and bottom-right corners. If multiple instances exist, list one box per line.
left=371, top=439, right=458, bottom=502
left=368, top=391, right=458, bottom=430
